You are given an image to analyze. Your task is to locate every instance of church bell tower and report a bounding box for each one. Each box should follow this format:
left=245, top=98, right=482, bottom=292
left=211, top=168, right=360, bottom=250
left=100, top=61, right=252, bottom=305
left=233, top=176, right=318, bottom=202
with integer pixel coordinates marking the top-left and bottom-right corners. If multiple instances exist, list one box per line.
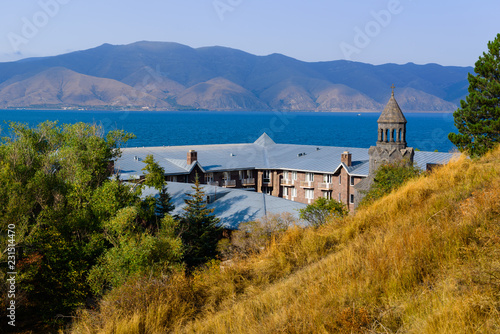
left=368, top=85, right=414, bottom=173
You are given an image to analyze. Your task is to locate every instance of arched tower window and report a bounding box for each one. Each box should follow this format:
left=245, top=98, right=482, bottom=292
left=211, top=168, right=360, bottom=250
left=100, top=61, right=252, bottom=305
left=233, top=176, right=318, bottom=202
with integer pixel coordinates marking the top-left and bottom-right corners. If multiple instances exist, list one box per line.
left=391, top=129, right=395, bottom=142
left=385, top=129, right=389, bottom=142
left=398, top=128, right=402, bottom=142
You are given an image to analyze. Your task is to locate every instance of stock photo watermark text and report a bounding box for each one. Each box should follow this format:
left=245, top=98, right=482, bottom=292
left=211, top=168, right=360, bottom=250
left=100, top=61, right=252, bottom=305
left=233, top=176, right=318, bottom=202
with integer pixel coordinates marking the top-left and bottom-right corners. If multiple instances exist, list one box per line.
left=213, top=0, right=243, bottom=21
left=7, top=0, right=72, bottom=52
left=6, top=223, right=17, bottom=327
left=339, top=0, right=407, bottom=60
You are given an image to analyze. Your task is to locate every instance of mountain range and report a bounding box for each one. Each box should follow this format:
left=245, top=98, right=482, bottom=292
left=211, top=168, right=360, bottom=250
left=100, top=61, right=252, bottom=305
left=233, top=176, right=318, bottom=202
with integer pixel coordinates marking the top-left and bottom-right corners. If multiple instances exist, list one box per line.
left=0, top=41, right=473, bottom=112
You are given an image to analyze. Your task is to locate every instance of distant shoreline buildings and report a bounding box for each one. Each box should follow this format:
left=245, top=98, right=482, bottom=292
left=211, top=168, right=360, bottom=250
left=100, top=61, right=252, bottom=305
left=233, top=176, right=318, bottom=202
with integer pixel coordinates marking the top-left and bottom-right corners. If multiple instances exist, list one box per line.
left=116, top=90, right=454, bottom=213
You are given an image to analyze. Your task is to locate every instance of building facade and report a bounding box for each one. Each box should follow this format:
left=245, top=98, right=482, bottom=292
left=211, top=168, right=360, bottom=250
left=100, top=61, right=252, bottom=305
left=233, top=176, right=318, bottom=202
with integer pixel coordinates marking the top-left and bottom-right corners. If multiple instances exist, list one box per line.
left=116, top=91, right=455, bottom=212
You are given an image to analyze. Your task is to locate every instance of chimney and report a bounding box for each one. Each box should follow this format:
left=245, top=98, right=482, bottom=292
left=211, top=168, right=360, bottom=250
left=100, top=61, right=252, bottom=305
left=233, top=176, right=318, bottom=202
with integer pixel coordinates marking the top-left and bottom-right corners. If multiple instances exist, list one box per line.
left=341, top=151, right=352, bottom=167
left=187, top=150, right=197, bottom=165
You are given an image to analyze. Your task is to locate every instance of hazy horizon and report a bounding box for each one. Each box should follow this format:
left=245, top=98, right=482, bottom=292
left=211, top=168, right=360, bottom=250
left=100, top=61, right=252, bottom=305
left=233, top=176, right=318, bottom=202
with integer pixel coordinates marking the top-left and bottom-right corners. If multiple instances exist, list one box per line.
left=1, top=1, right=499, bottom=66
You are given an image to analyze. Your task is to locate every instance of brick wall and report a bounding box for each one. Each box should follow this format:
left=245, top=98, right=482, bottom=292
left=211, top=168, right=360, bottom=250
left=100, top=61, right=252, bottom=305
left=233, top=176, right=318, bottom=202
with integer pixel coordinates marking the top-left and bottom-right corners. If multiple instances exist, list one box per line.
left=165, top=167, right=365, bottom=211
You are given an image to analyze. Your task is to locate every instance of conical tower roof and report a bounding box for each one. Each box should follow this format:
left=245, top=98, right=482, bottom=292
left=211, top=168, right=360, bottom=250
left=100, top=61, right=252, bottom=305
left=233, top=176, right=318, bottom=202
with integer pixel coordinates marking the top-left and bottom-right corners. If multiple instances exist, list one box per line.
left=378, top=88, right=406, bottom=124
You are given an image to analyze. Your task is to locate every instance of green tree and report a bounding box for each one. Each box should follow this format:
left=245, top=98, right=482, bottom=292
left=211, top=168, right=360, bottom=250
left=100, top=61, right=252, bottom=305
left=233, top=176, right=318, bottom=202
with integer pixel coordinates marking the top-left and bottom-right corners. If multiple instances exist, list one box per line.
left=88, top=154, right=180, bottom=295
left=360, top=161, right=422, bottom=206
left=178, top=174, right=222, bottom=268
left=135, top=154, right=175, bottom=228
left=0, top=122, right=181, bottom=329
left=87, top=209, right=183, bottom=295
left=0, top=121, right=134, bottom=320
left=299, top=197, right=348, bottom=227
left=449, top=33, right=500, bottom=157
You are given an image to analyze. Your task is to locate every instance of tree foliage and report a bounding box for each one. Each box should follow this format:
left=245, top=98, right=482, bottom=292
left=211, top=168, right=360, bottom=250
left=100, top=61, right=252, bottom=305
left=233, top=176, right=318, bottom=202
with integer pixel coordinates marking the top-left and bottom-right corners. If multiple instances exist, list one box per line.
left=0, top=122, right=133, bottom=317
left=449, top=33, right=500, bottom=157
left=87, top=155, right=181, bottom=295
left=360, top=161, right=422, bottom=206
left=88, top=210, right=183, bottom=295
left=0, top=122, right=180, bottom=325
left=178, top=174, right=222, bottom=268
left=299, top=197, right=348, bottom=227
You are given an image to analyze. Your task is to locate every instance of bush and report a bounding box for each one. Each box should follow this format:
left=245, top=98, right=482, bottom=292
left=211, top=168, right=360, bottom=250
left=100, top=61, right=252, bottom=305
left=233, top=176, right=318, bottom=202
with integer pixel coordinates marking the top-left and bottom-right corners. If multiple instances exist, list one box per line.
left=299, top=197, right=348, bottom=227
left=229, top=212, right=298, bottom=256
left=360, top=161, right=422, bottom=206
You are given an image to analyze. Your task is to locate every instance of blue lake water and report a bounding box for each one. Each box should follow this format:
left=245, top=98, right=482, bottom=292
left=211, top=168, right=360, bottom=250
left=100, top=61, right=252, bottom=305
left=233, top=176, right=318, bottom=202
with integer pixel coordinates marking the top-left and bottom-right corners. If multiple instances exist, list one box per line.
left=0, top=110, right=458, bottom=152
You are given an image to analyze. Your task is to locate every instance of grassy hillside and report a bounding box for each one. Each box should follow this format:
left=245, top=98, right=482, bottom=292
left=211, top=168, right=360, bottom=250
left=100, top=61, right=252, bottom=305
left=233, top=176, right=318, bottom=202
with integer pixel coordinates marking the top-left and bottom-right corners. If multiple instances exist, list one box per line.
left=71, top=147, right=500, bottom=333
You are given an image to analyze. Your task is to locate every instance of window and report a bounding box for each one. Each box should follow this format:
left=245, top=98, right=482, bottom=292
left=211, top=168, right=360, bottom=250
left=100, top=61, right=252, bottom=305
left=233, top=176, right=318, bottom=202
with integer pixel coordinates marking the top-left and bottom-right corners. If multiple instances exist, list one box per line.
left=350, top=176, right=355, bottom=186
left=246, top=170, right=253, bottom=178
left=323, top=191, right=332, bottom=199
left=339, top=176, right=342, bottom=185
left=338, top=193, right=341, bottom=201
left=305, top=189, right=314, bottom=200
left=283, top=170, right=289, bottom=180
left=323, top=174, right=332, bottom=183
left=172, top=176, right=177, bottom=182
left=350, top=194, right=354, bottom=204
left=283, top=187, right=289, bottom=197
left=263, top=170, right=271, bottom=183
left=292, top=171, right=297, bottom=180
left=224, top=172, right=231, bottom=180
left=239, top=171, right=245, bottom=180
left=306, top=172, right=314, bottom=182
left=205, top=173, right=214, bottom=183
left=291, top=188, right=297, bottom=198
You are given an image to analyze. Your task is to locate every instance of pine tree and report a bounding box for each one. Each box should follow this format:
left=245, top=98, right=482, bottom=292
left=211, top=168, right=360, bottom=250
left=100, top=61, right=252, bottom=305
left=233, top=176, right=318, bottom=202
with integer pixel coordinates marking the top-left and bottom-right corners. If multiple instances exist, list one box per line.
left=179, top=173, right=222, bottom=268
left=140, top=154, right=174, bottom=223
left=449, top=33, right=500, bottom=157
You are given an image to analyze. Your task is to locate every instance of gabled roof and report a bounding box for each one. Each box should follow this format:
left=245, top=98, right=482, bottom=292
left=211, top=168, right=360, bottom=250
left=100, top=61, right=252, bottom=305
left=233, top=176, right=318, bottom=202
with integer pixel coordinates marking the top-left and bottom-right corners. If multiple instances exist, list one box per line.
left=164, top=158, right=206, bottom=174
left=378, top=91, right=407, bottom=124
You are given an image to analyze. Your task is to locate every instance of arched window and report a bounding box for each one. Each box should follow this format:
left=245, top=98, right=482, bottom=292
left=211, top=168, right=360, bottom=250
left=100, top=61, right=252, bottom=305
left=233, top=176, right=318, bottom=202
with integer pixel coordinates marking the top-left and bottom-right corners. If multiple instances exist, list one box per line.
left=399, top=128, right=402, bottom=142
left=391, top=129, right=395, bottom=142
left=385, top=129, right=389, bottom=142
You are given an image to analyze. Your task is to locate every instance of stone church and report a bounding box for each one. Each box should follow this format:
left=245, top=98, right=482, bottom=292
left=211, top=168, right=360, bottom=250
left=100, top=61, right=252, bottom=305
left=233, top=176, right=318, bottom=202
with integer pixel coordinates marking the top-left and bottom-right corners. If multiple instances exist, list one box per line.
left=354, top=86, right=416, bottom=206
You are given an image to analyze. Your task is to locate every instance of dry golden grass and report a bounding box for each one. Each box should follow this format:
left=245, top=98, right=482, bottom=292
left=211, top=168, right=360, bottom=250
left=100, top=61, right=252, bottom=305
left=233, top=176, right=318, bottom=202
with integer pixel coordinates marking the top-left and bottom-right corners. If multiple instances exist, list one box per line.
left=71, top=147, right=500, bottom=334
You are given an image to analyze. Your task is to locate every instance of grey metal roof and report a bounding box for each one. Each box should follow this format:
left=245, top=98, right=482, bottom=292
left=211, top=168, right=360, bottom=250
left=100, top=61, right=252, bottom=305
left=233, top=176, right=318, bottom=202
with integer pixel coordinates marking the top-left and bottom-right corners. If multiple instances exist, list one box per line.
left=413, top=150, right=458, bottom=170
left=141, top=182, right=307, bottom=229
left=116, top=135, right=456, bottom=179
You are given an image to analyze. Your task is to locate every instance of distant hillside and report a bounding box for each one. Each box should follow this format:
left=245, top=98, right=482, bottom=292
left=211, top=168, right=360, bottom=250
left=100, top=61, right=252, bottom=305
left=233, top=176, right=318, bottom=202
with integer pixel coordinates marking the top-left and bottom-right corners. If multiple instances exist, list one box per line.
left=72, top=146, right=500, bottom=333
left=0, top=41, right=472, bottom=111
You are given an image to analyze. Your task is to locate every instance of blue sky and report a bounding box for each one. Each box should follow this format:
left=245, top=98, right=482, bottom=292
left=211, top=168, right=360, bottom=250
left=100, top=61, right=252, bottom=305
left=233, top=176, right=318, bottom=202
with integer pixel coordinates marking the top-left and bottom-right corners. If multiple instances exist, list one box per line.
left=0, top=0, right=498, bottom=66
